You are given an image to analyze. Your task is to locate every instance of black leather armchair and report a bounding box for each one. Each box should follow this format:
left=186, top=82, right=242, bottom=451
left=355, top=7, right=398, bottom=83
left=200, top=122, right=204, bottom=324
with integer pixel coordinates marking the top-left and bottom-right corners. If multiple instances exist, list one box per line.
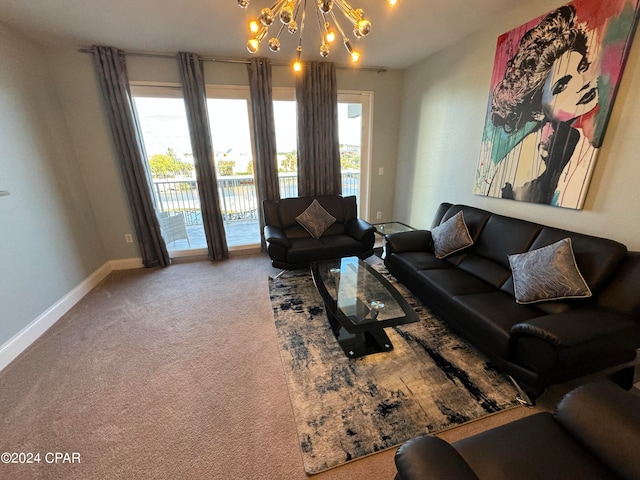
left=263, top=195, right=376, bottom=270
left=394, top=382, right=640, bottom=480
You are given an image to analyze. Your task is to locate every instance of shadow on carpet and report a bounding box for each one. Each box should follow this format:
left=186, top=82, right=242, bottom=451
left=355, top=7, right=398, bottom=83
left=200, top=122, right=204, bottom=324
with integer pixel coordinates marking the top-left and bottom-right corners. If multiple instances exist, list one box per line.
left=269, top=259, right=520, bottom=474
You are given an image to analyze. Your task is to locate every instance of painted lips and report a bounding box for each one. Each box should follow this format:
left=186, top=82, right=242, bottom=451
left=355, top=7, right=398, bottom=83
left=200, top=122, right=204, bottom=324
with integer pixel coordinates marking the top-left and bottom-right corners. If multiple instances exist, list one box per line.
left=578, top=87, right=597, bottom=105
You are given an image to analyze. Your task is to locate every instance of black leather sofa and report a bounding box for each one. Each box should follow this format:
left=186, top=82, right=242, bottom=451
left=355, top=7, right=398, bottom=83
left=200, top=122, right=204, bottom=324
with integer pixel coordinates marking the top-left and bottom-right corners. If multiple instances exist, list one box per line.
left=263, top=195, right=376, bottom=270
left=394, top=381, right=640, bottom=480
left=384, top=203, right=640, bottom=402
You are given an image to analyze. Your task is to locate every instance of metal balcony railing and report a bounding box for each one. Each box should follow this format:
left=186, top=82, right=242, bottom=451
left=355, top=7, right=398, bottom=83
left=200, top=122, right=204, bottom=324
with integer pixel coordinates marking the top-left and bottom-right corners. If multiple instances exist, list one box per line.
left=153, top=172, right=360, bottom=225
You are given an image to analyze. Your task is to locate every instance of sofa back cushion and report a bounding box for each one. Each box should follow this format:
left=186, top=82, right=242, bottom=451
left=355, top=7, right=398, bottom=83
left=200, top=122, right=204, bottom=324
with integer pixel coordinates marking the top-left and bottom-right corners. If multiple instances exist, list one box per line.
left=438, top=205, right=491, bottom=243
left=528, top=227, right=626, bottom=294
left=597, top=252, right=640, bottom=317
left=436, top=205, right=541, bottom=288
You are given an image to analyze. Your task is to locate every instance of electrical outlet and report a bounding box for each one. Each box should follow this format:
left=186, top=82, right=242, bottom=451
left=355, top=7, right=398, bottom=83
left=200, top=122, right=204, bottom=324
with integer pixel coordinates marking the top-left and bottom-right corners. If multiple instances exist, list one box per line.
left=378, top=167, right=384, bottom=176
left=376, top=211, right=382, bottom=219
left=124, top=234, right=133, bottom=243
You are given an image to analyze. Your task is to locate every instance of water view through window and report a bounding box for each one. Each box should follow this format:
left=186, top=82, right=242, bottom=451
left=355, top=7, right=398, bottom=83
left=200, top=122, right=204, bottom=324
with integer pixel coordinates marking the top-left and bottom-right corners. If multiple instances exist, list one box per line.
left=133, top=88, right=366, bottom=254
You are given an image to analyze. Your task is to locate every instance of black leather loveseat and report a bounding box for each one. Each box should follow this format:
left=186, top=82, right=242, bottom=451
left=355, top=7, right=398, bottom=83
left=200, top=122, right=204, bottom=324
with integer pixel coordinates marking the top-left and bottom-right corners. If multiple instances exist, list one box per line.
left=384, top=203, right=640, bottom=403
left=394, top=381, right=640, bottom=480
left=263, top=195, right=376, bottom=270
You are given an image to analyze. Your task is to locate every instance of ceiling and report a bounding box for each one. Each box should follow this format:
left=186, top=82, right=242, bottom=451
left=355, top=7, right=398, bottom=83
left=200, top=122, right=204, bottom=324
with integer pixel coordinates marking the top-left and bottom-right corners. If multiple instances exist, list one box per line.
left=0, top=0, right=524, bottom=69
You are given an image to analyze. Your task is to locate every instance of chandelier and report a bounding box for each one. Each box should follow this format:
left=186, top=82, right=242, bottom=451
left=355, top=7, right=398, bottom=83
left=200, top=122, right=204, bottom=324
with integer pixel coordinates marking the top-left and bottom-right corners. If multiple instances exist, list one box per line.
left=237, top=0, right=397, bottom=72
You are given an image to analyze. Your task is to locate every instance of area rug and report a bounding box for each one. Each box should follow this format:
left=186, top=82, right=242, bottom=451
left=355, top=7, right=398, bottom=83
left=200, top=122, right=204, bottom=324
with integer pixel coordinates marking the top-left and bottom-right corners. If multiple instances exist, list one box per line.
left=269, top=259, right=520, bottom=474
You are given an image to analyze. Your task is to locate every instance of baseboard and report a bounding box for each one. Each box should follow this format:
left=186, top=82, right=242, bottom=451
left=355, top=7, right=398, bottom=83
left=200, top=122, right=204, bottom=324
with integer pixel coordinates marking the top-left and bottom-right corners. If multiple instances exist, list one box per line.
left=0, top=257, right=143, bottom=373
left=110, top=257, right=144, bottom=270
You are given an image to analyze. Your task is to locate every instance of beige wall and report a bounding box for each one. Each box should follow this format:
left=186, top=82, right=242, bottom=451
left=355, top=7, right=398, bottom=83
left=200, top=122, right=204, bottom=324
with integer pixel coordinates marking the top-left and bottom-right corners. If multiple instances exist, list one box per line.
left=0, top=23, right=105, bottom=345
left=394, top=0, right=640, bottom=250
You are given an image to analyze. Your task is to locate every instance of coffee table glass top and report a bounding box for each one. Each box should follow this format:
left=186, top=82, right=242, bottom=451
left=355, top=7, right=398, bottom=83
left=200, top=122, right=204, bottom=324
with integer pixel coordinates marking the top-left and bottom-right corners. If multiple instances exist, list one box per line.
left=311, top=257, right=418, bottom=332
left=374, top=222, right=415, bottom=236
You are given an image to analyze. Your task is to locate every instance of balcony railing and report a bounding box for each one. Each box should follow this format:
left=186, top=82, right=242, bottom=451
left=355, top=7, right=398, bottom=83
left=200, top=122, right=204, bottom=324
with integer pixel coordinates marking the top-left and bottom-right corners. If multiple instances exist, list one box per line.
left=153, top=172, right=360, bottom=225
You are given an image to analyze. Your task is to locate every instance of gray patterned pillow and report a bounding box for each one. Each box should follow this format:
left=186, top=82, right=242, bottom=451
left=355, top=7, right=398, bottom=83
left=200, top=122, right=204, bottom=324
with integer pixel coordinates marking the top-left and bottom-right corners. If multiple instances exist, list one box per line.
left=431, top=211, right=474, bottom=259
left=508, top=238, right=592, bottom=304
left=296, top=199, right=336, bottom=239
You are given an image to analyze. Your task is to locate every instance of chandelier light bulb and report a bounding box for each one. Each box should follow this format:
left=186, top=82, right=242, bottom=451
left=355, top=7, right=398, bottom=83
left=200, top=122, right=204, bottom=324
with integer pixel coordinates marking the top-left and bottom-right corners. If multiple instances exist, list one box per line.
left=287, top=20, right=298, bottom=34
left=324, top=22, right=336, bottom=42
left=318, top=0, right=333, bottom=14
left=388, top=0, right=397, bottom=6
left=249, top=20, right=259, bottom=33
left=268, top=37, right=281, bottom=52
left=280, top=6, right=294, bottom=24
left=351, top=50, right=360, bottom=63
left=354, top=19, right=370, bottom=37
left=247, top=38, right=260, bottom=53
left=320, top=43, right=330, bottom=57
left=259, top=7, right=274, bottom=26
left=293, top=47, right=303, bottom=72
left=237, top=0, right=250, bottom=7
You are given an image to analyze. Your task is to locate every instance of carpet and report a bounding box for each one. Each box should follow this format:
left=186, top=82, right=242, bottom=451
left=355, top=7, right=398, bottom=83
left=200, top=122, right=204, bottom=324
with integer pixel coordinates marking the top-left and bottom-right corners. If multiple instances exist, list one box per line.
left=269, top=259, right=521, bottom=474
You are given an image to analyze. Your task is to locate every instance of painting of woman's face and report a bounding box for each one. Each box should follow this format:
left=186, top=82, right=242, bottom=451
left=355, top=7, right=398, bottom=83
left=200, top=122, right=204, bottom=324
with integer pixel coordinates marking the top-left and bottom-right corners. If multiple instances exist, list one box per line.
left=541, top=50, right=599, bottom=122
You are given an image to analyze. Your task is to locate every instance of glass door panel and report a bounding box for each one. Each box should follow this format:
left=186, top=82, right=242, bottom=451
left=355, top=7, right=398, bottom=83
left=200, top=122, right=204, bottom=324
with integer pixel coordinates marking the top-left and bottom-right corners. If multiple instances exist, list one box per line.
left=273, top=100, right=298, bottom=198
left=133, top=95, right=207, bottom=253
left=338, top=102, right=362, bottom=205
left=206, top=97, right=261, bottom=247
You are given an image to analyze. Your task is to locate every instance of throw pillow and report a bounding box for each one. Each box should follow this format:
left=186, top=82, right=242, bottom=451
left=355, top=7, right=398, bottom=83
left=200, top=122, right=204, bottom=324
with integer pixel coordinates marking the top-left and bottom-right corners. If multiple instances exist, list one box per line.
left=431, top=211, right=474, bottom=259
left=508, top=238, right=592, bottom=304
left=296, top=199, right=336, bottom=239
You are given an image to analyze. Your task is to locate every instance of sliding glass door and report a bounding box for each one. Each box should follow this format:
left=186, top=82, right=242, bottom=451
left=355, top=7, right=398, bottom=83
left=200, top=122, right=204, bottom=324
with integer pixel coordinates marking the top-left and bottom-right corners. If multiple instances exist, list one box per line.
left=132, top=86, right=207, bottom=253
left=132, top=84, right=261, bottom=254
left=205, top=86, right=261, bottom=248
left=131, top=83, right=373, bottom=256
left=272, top=89, right=372, bottom=219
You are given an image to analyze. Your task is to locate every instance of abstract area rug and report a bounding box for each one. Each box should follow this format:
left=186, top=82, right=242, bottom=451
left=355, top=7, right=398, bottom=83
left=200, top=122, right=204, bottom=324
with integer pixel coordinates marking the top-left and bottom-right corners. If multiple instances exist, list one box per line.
left=269, top=260, right=520, bottom=474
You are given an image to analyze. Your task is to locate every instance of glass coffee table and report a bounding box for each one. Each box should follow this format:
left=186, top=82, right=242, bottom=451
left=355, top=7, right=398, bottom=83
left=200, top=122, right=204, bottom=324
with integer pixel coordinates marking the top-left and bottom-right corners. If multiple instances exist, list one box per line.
left=310, top=256, right=419, bottom=358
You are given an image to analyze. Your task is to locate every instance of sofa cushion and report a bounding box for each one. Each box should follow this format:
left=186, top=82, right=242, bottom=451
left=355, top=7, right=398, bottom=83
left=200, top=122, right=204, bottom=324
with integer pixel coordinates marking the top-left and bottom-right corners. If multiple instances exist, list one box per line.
left=450, top=291, right=541, bottom=358
left=471, top=214, right=542, bottom=268
left=431, top=211, right=474, bottom=259
left=508, top=238, right=592, bottom=304
left=296, top=199, right=336, bottom=239
left=286, top=235, right=363, bottom=263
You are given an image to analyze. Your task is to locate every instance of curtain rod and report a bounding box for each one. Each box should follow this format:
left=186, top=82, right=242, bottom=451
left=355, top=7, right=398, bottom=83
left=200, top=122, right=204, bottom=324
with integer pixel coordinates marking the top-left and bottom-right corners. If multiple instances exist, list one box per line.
left=78, top=47, right=388, bottom=73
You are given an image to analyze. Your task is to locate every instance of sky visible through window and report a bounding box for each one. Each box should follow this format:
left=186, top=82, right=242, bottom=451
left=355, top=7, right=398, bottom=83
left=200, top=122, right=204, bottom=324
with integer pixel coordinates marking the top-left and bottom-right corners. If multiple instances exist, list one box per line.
left=134, top=97, right=361, bottom=164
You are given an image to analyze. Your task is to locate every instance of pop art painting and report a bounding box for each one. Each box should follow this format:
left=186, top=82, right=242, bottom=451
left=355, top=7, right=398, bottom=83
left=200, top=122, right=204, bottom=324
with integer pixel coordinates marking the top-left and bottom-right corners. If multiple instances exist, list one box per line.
left=474, top=0, right=640, bottom=209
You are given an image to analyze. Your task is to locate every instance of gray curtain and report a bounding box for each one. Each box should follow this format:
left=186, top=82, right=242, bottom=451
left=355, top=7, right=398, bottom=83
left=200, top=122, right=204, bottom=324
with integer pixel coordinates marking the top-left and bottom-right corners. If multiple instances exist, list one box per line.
left=247, top=58, right=280, bottom=252
left=91, top=45, right=170, bottom=268
left=177, top=52, right=229, bottom=261
left=295, top=61, right=342, bottom=197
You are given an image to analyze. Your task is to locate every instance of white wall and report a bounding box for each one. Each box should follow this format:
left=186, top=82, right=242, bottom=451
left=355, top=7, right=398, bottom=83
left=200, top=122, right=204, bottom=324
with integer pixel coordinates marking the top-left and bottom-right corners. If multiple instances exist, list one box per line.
left=0, top=23, right=106, bottom=346
left=394, top=0, right=640, bottom=250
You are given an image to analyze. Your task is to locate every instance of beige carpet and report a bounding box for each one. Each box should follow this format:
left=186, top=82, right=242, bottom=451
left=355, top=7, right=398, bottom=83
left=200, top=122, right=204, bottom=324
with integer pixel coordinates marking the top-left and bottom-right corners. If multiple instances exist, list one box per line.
left=0, top=253, right=560, bottom=479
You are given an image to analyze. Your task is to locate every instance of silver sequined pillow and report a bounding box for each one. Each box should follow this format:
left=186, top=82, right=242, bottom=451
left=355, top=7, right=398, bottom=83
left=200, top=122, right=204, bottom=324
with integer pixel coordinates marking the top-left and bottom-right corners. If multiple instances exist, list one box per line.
left=296, top=199, right=336, bottom=239
left=431, top=211, right=474, bottom=259
left=508, top=238, right=592, bottom=304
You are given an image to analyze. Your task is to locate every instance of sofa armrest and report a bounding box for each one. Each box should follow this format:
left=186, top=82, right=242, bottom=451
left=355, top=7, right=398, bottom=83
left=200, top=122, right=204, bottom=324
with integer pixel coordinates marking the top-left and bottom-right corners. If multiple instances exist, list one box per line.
left=395, top=435, right=478, bottom=480
left=344, top=218, right=376, bottom=241
left=264, top=225, right=290, bottom=248
left=386, top=230, right=433, bottom=255
left=555, top=382, right=640, bottom=480
left=510, top=309, right=640, bottom=348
